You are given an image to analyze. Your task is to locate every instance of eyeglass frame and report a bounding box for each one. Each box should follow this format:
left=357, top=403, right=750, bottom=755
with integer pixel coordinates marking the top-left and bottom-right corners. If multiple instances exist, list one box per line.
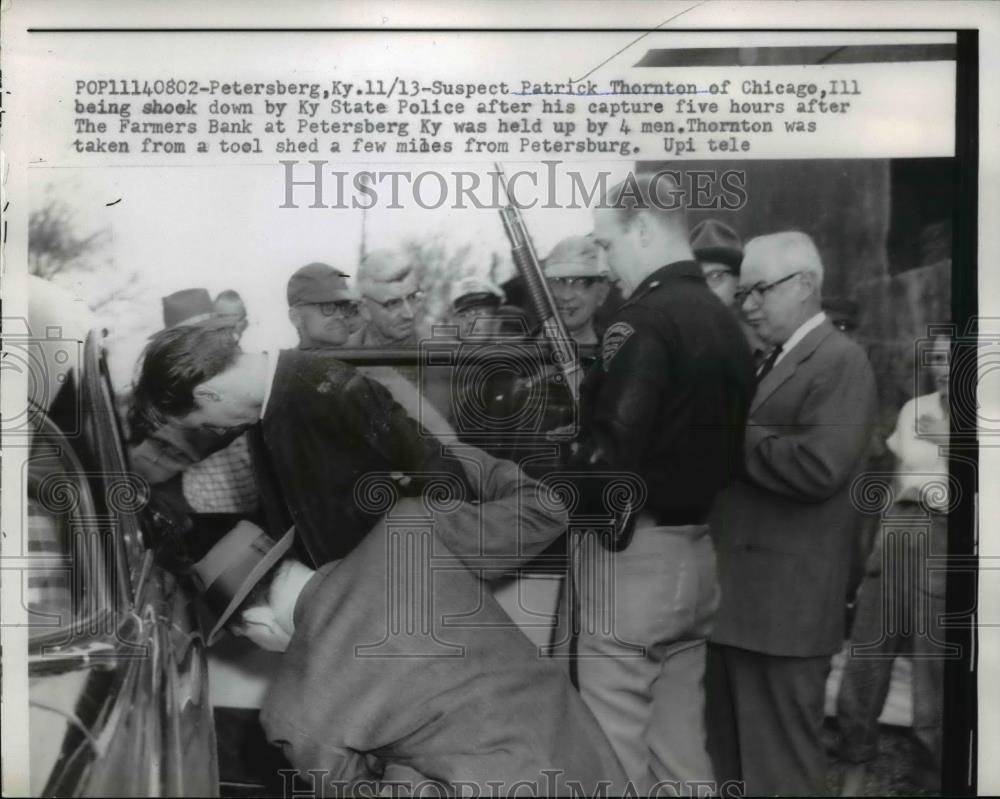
left=702, top=267, right=736, bottom=288
left=735, top=271, right=803, bottom=306
left=546, top=276, right=606, bottom=292
left=363, top=289, right=426, bottom=313
left=294, top=300, right=361, bottom=319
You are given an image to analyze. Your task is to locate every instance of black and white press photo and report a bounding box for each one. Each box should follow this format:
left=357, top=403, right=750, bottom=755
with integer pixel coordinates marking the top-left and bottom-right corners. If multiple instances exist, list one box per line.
left=1, top=4, right=996, bottom=797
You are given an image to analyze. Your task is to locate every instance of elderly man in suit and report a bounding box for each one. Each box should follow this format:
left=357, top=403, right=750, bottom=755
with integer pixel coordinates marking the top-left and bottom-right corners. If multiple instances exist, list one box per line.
left=706, top=231, right=878, bottom=796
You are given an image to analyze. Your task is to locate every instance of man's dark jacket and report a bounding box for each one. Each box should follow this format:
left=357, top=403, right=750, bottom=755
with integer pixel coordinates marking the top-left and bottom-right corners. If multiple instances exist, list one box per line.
left=574, top=260, right=757, bottom=524
left=260, top=350, right=471, bottom=565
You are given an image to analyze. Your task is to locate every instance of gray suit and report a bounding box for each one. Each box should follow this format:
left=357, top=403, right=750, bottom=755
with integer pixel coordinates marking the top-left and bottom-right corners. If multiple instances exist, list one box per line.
left=707, top=319, right=878, bottom=795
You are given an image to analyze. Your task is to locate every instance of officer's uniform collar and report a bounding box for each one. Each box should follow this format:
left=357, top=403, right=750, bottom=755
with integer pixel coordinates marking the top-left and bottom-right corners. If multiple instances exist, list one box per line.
left=628, top=260, right=703, bottom=303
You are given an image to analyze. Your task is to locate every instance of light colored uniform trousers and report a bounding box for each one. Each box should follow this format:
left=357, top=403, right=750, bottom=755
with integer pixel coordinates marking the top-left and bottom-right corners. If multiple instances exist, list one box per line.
left=554, top=522, right=719, bottom=795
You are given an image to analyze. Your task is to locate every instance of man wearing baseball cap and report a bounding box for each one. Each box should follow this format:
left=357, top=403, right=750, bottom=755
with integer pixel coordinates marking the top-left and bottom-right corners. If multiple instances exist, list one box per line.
left=173, top=451, right=628, bottom=795
left=287, top=262, right=364, bottom=349
left=689, top=219, right=743, bottom=310
left=543, top=235, right=610, bottom=346
left=450, top=276, right=505, bottom=339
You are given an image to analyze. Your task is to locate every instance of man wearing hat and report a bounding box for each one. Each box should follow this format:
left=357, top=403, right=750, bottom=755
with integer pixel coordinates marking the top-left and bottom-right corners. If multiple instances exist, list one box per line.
left=690, top=219, right=767, bottom=364
left=162, top=287, right=217, bottom=328
left=690, top=219, right=743, bottom=310
left=174, top=442, right=628, bottom=796
left=500, top=235, right=609, bottom=472
left=286, top=262, right=363, bottom=350
left=284, top=260, right=452, bottom=435
left=450, top=276, right=505, bottom=339
left=544, top=234, right=611, bottom=346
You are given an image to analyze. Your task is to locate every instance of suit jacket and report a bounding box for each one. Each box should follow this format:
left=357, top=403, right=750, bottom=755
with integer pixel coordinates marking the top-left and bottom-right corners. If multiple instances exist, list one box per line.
left=260, top=457, right=624, bottom=795
left=709, top=319, right=878, bottom=657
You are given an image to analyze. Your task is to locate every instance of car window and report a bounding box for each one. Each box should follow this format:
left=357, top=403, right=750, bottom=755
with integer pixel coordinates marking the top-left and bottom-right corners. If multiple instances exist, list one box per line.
left=27, top=414, right=113, bottom=649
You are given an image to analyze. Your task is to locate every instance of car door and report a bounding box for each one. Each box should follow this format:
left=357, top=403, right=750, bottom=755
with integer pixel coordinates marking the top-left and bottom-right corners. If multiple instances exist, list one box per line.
left=27, top=332, right=218, bottom=797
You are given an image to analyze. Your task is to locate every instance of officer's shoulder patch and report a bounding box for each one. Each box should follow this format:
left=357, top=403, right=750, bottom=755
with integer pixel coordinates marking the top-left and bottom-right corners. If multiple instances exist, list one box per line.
left=601, top=321, right=636, bottom=368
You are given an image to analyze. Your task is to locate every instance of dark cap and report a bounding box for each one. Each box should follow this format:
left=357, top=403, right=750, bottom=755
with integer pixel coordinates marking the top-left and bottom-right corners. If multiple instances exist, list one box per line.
left=162, top=288, right=215, bottom=328
left=690, top=220, right=743, bottom=273
left=452, top=277, right=504, bottom=314
left=287, top=262, right=354, bottom=306
left=189, top=520, right=294, bottom=646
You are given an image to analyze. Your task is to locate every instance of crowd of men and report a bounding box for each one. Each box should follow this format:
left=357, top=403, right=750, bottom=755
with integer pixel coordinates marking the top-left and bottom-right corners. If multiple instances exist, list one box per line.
left=127, top=172, right=949, bottom=796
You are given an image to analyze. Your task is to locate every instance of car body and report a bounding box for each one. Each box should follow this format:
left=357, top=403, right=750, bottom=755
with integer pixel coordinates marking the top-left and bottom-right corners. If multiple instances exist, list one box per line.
left=20, top=278, right=218, bottom=796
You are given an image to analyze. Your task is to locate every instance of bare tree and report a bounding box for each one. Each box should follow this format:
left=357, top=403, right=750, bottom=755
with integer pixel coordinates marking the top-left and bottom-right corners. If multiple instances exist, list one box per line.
left=28, top=187, right=142, bottom=312
left=28, top=194, right=110, bottom=279
left=401, top=235, right=477, bottom=328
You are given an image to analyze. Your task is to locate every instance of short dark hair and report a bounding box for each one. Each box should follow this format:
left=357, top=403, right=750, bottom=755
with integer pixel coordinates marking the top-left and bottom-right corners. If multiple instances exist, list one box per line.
left=133, top=319, right=241, bottom=423
left=608, top=171, right=688, bottom=230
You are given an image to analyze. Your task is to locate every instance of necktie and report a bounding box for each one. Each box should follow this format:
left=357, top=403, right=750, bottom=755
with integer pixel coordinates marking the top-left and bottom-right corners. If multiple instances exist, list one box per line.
left=756, top=345, right=783, bottom=383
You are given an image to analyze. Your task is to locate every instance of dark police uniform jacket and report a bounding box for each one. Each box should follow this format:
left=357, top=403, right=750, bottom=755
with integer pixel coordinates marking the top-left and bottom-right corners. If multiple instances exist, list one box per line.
left=260, top=350, right=471, bottom=566
left=573, top=260, right=756, bottom=526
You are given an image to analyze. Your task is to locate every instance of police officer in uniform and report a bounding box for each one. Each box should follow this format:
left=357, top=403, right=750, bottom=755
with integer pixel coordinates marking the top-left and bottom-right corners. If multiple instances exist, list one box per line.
left=565, top=173, right=756, bottom=793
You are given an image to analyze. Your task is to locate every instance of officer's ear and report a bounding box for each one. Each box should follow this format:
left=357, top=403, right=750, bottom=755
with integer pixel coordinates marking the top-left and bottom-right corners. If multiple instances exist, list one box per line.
left=288, top=306, right=302, bottom=330
left=633, top=211, right=653, bottom=247
left=595, top=279, right=611, bottom=305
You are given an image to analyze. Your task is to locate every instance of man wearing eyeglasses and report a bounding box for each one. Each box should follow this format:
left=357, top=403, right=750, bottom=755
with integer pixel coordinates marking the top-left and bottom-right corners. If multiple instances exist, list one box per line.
left=690, top=219, right=767, bottom=366
left=499, top=235, right=610, bottom=478
left=706, top=231, right=878, bottom=796
left=285, top=260, right=454, bottom=439
left=545, top=235, right=611, bottom=347
left=287, top=262, right=362, bottom=350
left=357, top=249, right=425, bottom=347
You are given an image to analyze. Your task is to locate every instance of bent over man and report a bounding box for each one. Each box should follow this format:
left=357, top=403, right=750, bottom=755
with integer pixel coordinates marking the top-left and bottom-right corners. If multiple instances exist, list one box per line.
left=168, top=445, right=628, bottom=795
left=133, top=320, right=471, bottom=566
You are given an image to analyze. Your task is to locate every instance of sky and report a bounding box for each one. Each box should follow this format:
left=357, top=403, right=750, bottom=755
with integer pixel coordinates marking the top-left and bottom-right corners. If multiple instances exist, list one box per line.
left=34, top=160, right=631, bottom=387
